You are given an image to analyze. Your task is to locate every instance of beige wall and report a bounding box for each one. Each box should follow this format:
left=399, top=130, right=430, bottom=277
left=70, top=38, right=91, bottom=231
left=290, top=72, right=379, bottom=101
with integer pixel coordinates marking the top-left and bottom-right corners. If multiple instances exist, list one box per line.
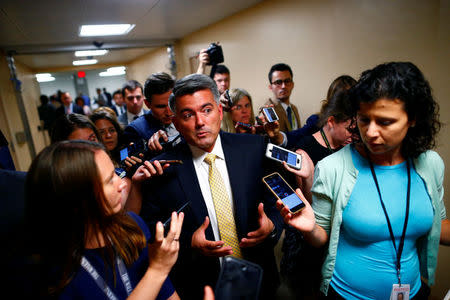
left=125, top=0, right=449, bottom=297
left=0, top=53, right=46, bottom=171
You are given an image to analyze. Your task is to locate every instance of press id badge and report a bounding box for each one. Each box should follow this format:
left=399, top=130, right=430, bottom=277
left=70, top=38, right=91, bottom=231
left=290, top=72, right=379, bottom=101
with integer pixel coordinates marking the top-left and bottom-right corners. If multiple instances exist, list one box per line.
left=390, top=284, right=410, bottom=300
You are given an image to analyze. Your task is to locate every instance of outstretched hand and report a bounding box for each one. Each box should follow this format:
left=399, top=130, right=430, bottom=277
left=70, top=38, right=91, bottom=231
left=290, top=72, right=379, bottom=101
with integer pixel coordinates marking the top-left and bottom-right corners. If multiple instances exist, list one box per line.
left=148, top=211, right=184, bottom=275
left=276, top=188, right=315, bottom=233
left=191, top=217, right=232, bottom=257
left=131, top=160, right=168, bottom=183
left=240, top=203, right=274, bottom=248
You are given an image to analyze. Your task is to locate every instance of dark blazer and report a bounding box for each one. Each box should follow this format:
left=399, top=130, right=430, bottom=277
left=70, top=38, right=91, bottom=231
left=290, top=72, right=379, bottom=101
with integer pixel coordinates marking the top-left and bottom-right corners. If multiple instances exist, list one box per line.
left=117, top=109, right=149, bottom=126
left=141, top=132, right=282, bottom=299
left=55, top=104, right=84, bottom=118
left=122, top=111, right=165, bottom=145
left=286, top=114, right=320, bottom=150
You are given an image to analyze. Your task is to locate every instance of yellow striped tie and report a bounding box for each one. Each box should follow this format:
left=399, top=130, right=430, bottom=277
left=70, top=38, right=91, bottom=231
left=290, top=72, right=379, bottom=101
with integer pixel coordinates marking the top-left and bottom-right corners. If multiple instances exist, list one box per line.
left=204, top=153, right=242, bottom=258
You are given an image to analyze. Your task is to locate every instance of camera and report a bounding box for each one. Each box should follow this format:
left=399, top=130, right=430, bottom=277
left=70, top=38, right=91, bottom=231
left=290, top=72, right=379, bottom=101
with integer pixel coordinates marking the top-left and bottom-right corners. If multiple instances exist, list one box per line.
left=205, top=43, right=224, bottom=65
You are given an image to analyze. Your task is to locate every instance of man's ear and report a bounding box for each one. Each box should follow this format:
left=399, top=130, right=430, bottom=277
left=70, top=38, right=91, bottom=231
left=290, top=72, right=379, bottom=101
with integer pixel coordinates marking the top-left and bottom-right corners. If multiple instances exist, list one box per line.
left=268, top=83, right=273, bottom=92
left=144, top=98, right=151, bottom=109
left=218, top=101, right=223, bottom=121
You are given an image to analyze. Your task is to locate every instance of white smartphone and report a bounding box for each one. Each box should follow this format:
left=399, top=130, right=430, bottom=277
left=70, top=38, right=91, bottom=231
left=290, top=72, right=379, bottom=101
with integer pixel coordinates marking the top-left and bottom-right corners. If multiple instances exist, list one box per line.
left=263, top=172, right=306, bottom=214
left=262, top=107, right=279, bottom=122
left=265, top=143, right=302, bottom=170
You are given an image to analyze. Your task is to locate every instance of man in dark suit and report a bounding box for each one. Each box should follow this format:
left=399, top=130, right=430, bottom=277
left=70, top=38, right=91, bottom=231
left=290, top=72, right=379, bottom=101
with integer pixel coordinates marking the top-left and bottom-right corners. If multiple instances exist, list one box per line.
left=55, top=92, right=84, bottom=118
left=111, top=89, right=126, bottom=117
left=122, top=72, right=179, bottom=153
left=117, top=80, right=149, bottom=126
left=138, top=74, right=282, bottom=299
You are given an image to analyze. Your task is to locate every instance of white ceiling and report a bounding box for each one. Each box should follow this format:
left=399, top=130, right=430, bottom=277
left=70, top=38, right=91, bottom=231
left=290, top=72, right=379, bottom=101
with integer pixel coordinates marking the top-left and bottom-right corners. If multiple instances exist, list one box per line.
left=0, top=0, right=262, bottom=70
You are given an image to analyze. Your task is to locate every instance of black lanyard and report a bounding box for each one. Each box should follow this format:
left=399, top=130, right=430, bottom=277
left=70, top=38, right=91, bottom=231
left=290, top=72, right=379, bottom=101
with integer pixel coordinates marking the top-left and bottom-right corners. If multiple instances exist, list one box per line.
left=320, top=128, right=334, bottom=154
left=367, top=154, right=411, bottom=285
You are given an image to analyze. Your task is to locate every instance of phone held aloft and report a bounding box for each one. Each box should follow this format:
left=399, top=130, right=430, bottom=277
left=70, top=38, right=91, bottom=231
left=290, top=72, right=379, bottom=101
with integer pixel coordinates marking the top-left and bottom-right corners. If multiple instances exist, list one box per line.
left=262, top=107, right=279, bottom=123
left=263, top=172, right=306, bottom=214
left=265, top=143, right=302, bottom=170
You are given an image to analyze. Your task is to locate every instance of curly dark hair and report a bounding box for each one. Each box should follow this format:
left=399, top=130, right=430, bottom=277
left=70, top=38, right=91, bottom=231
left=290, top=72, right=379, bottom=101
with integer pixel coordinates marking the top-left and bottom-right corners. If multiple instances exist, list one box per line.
left=349, top=62, right=441, bottom=158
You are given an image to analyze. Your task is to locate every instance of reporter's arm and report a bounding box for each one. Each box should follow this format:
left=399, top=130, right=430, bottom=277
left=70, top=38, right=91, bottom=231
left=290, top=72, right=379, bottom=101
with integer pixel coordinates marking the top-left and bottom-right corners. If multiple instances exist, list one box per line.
left=128, top=212, right=184, bottom=300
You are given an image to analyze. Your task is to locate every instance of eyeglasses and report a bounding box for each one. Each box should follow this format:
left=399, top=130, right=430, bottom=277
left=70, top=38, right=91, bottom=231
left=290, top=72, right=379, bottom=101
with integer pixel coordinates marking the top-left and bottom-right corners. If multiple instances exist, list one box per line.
left=271, top=78, right=293, bottom=86
left=98, top=127, right=117, bottom=136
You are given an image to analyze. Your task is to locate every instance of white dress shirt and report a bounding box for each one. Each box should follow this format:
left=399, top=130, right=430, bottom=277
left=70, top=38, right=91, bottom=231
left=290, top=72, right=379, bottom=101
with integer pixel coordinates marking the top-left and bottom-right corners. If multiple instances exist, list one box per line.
left=126, top=109, right=145, bottom=124
left=188, top=135, right=235, bottom=244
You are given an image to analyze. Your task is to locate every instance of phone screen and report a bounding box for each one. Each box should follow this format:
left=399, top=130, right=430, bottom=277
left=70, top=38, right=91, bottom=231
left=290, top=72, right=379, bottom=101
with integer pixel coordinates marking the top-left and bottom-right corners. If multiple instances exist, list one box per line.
left=264, top=173, right=305, bottom=212
left=119, top=147, right=129, bottom=161
left=263, top=107, right=278, bottom=122
left=271, top=146, right=298, bottom=167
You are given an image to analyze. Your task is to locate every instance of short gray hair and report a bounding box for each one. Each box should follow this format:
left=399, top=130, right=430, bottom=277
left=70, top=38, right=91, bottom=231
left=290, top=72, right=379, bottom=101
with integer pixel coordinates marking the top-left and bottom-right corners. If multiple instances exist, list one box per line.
left=169, top=74, right=220, bottom=113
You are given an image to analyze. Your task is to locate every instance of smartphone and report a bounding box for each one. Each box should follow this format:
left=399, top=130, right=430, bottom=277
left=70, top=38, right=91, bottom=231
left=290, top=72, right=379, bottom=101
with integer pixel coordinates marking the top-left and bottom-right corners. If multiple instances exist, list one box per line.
left=263, top=172, right=306, bottom=214
left=215, top=257, right=263, bottom=300
left=119, top=139, right=147, bottom=161
left=225, top=89, right=233, bottom=106
left=262, top=107, right=279, bottom=122
left=163, top=201, right=191, bottom=234
left=265, top=143, right=302, bottom=170
left=236, top=122, right=252, bottom=129
left=159, top=134, right=182, bottom=149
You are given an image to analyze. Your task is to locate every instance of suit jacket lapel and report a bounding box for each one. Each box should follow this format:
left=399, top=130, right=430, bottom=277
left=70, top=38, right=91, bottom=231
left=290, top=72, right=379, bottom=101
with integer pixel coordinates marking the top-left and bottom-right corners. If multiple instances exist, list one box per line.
left=175, top=143, right=214, bottom=239
left=292, top=105, right=301, bottom=128
left=274, top=102, right=290, bottom=131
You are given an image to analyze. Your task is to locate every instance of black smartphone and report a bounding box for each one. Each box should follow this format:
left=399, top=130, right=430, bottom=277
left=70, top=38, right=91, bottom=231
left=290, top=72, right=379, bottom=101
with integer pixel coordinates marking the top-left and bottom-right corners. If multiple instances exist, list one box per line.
left=262, top=107, right=279, bottom=122
left=159, top=134, right=182, bottom=149
left=163, top=201, right=191, bottom=232
left=215, top=257, right=263, bottom=300
left=224, top=89, right=232, bottom=106
left=263, top=172, right=306, bottom=214
left=119, top=139, right=147, bottom=162
left=236, top=122, right=252, bottom=129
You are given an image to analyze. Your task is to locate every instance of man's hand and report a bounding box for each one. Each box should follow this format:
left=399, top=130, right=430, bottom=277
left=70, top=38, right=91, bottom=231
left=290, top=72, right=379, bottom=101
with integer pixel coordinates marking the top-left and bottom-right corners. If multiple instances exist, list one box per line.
left=259, top=105, right=283, bottom=145
left=192, top=217, right=233, bottom=257
left=196, top=49, right=210, bottom=74
left=219, top=93, right=232, bottom=112
left=148, top=130, right=167, bottom=152
left=239, top=203, right=274, bottom=248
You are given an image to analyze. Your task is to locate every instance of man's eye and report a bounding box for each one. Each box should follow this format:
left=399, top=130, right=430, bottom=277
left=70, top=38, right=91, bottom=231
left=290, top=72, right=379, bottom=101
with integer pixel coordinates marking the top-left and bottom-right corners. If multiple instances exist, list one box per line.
left=183, top=113, right=192, bottom=119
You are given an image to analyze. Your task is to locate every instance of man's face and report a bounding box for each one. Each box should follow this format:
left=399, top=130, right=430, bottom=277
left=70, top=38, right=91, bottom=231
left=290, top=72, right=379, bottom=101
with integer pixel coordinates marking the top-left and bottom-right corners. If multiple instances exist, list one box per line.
left=173, top=89, right=223, bottom=152
left=269, top=70, right=294, bottom=102
left=124, top=88, right=144, bottom=115
left=145, top=90, right=173, bottom=125
left=213, top=73, right=230, bottom=94
left=113, top=93, right=124, bottom=106
left=61, top=92, right=72, bottom=106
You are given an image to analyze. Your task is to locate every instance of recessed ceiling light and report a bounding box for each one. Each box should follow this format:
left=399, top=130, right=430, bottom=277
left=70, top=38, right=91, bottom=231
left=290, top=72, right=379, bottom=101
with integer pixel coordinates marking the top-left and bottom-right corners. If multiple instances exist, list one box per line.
left=75, top=50, right=109, bottom=57
left=35, top=73, right=55, bottom=82
left=73, top=59, right=98, bottom=66
left=79, top=24, right=135, bottom=37
left=99, top=66, right=126, bottom=77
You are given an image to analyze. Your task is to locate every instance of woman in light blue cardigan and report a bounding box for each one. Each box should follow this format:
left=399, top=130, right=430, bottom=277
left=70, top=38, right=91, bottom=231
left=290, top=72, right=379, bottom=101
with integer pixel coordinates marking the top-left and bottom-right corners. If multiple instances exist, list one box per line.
left=279, top=62, right=448, bottom=299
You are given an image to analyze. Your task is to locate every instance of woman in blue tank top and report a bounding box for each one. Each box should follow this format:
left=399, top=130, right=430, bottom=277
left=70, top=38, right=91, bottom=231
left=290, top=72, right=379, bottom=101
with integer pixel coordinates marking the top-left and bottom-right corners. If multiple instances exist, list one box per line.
left=26, top=140, right=183, bottom=299
left=277, top=62, right=448, bottom=299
